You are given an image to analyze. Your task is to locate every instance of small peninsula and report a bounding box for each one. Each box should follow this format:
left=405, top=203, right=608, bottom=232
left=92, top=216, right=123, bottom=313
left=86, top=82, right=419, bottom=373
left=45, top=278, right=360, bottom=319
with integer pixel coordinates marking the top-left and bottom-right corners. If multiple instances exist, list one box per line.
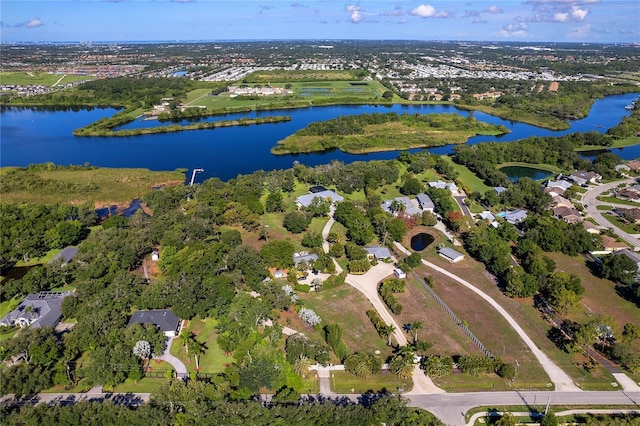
left=271, top=112, right=509, bottom=155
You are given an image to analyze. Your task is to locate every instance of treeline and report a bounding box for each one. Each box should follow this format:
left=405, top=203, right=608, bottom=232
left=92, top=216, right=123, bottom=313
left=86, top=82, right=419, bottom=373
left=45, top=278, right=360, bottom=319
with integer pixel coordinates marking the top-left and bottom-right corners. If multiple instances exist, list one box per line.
left=0, top=203, right=95, bottom=272
left=0, top=394, right=442, bottom=426
left=75, top=114, right=292, bottom=136
left=453, top=131, right=620, bottom=187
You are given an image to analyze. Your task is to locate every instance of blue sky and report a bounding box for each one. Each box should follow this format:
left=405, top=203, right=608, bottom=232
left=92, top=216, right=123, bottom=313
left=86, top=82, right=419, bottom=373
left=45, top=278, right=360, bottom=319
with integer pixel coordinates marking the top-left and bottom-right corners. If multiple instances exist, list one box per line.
left=1, top=1, right=638, bottom=43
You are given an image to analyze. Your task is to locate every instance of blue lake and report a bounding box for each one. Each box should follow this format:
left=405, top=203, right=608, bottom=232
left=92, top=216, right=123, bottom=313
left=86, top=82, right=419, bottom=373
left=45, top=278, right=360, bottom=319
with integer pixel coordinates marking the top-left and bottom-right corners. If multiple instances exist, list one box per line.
left=1, top=92, right=637, bottom=182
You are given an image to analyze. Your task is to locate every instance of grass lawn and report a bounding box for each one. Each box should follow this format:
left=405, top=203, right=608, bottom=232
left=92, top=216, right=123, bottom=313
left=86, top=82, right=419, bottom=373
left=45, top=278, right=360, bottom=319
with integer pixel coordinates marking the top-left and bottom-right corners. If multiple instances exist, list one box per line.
left=14, top=249, right=62, bottom=267
left=0, top=72, right=93, bottom=87
left=300, top=286, right=392, bottom=359
left=0, top=295, right=23, bottom=318
left=599, top=213, right=640, bottom=233
left=331, top=370, right=411, bottom=394
left=575, top=136, right=640, bottom=151
left=596, top=196, right=640, bottom=207
left=433, top=372, right=515, bottom=392
left=171, top=318, right=231, bottom=374
left=441, top=156, right=491, bottom=194
left=0, top=327, right=19, bottom=342
left=113, top=377, right=170, bottom=393
left=390, top=253, right=484, bottom=357
left=412, top=248, right=615, bottom=390
left=1, top=167, right=185, bottom=206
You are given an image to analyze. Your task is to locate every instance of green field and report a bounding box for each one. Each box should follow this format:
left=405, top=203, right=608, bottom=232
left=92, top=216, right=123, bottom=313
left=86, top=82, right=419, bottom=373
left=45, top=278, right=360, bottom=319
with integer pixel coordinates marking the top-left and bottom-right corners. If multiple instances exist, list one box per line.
left=441, top=156, right=491, bottom=194
left=0, top=166, right=186, bottom=206
left=272, top=113, right=508, bottom=155
left=0, top=72, right=93, bottom=87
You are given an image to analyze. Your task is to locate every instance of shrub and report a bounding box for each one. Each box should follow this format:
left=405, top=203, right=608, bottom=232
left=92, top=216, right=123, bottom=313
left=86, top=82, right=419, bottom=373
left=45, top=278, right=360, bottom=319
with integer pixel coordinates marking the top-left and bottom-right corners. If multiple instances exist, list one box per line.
left=299, top=307, right=321, bottom=326
left=295, top=284, right=310, bottom=293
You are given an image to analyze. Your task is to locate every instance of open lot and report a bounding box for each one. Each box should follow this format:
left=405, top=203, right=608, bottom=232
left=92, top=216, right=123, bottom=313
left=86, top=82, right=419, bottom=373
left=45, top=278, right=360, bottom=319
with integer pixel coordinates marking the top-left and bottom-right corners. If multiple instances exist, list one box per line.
left=0, top=72, right=93, bottom=87
left=0, top=167, right=185, bottom=206
left=411, top=239, right=616, bottom=390
left=170, top=318, right=229, bottom=375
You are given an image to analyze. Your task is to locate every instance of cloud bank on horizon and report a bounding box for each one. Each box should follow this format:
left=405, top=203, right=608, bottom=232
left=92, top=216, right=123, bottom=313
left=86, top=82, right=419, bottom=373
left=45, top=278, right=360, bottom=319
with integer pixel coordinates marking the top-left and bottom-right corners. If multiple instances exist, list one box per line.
left=1, top=0, right=637, bottom=43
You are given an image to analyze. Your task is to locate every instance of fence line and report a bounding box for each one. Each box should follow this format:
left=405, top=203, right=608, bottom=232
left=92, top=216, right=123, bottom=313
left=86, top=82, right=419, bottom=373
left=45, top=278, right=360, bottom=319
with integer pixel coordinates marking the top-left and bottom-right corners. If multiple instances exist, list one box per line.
left=412, top=271, right=493, bottom=358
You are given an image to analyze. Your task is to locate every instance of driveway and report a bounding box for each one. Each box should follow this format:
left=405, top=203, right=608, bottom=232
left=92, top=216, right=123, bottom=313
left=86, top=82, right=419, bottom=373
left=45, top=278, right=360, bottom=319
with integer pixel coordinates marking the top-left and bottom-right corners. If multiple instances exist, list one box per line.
left=158, top=337, right=187, bottom=377
left=581, top=178, right=640, bottom=249
left=345, top=262, right=444, bottom=394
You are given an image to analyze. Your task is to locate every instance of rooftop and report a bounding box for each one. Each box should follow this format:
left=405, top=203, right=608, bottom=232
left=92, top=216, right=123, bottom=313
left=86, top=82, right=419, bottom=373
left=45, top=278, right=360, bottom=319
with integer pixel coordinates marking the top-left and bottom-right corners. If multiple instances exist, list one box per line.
left=127, top=309, right=180, bottom=332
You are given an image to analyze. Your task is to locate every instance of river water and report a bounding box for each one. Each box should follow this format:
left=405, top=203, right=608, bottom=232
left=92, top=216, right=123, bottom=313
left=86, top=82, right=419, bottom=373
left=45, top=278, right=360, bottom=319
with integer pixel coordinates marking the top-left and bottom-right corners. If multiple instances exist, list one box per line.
left=1, top=93, right=637, bottom=182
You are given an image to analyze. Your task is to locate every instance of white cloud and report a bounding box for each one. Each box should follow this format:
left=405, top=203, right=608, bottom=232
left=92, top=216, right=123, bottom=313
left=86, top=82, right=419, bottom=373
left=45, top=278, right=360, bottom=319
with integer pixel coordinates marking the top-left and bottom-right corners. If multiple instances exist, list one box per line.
left=350, top=10, right=362, bottom=23
left=569, top=24, right=593, bottom=38
left=26, top=18, right=44, bottom=28
left=346, top=4, right=360, bottom=13
left=411, top=4, right=436, bottom=18
left=411, top=4, right=450, bottom=18
left=487, top=5, right=503, bottom=14
left=553, top=12, right=569, bottom=22
left=499, top=22, right=529, bottom=38
left=570, top=6, right=588, bottom=21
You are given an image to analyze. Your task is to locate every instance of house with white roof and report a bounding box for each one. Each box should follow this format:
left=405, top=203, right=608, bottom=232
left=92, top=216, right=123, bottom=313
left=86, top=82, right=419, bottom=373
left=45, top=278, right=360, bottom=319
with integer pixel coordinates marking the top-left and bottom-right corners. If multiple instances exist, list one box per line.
left=416, top=193, right=435, bottom=212
left=428, top=180, right=458, bottom=194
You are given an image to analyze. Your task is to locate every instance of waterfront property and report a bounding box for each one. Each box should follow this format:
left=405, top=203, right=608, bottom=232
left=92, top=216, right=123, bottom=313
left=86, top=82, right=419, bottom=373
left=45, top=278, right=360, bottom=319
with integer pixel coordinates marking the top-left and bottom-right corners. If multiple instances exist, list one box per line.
left=296, top=190, right=343, bottom=208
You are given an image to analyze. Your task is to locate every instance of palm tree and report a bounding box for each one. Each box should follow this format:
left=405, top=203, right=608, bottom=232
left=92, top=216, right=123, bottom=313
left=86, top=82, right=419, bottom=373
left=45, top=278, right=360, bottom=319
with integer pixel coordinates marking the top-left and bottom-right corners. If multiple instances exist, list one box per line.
left=178, top=331, right=193, bottom=355
left=380, top=324, right=396, bottom=346
left=389, top=345, right=416, bottom=379
left=294, top=355, right=313, bottom=378
left=410, top=321, right=423, bottom=343
left=187, top=338, right=207, bottom=371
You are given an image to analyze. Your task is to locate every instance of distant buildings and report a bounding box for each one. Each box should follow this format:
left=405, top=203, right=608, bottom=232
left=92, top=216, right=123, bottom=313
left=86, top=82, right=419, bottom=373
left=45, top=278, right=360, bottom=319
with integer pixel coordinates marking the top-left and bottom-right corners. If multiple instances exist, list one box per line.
left=381, top=194, right=434, bottom=216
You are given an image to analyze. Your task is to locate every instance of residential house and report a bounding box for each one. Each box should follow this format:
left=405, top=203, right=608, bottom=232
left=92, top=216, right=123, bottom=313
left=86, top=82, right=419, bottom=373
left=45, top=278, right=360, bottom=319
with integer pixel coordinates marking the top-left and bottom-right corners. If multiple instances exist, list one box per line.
left=416, top=193, right=435, bottom=212
left=569, top=171, right=601, bottom=186
left=428, top=180, right=459, bottom=194
left=438, top=247, right=465, bottom=263
left=296, top=190, right=343, bottom=209
left=365, top=246, right=392, bottom=261
left=615, top=208, right=640, bottom=224
left=293, top=252, right=318, bottom=267
left=503, top=209, right=527, bottom=225
left=551, top=195, right=574, bottom=209
left=49, top=247, right=78, bottom=266
left=127, top=309, right=181, bottom=338
left=601, top=235, right=628, bottom=252
left=625, top=160, right=640, bottom=172
left=477, top=211, right=496, bottom=222
left=553, top=206, right=582, bottom=224
left=381, top=196, right=421, bottom=216
left=582, top=221, right=601, bottom=235
left=493, top=186, right=508, bottom=195
left=0, top=291, right=73, bottom=329
left=616, top=189, right=640, bottom=202
left=544, top=179, right=572, bottom=193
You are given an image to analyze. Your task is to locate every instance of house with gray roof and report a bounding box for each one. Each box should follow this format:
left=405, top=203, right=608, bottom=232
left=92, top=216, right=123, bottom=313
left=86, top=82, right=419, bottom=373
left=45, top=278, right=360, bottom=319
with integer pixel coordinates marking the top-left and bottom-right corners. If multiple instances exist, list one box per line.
left=438, top=247, right=465, bottom=263
left=381, top=196, right=421, bottom=216
left=49, top=247, right=78, bottom=266
left=503, top=209, right=528, bottom=224
left=293, top=252, right=318, bottom=266
left=296, top=190, right=343, bottom=208
left=365, top=246, right=392, bottom=261
left=127, top=309, right=181, bottom=337
left=0, top=291, right=73, bottom=329
left=416, top=193, right=435, bottom=212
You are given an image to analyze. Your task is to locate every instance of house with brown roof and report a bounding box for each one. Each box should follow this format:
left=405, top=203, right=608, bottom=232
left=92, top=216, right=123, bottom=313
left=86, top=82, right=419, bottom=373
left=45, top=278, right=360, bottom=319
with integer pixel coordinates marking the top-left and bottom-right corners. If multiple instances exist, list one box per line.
left=553, top=206, right=582, bottom=224
left=601, top=235, right=628, bottom=252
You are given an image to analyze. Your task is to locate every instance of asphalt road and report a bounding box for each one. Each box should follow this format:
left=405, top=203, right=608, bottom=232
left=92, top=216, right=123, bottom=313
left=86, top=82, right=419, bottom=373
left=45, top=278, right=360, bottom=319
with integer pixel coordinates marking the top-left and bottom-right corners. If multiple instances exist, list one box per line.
left=581, top=178, right=640, bottom=249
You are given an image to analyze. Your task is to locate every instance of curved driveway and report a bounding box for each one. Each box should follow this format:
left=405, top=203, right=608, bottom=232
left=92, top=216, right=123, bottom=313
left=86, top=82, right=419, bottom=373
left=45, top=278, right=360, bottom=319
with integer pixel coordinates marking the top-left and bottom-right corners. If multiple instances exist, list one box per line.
left=394, top=242, right=580, bottom=392
left=582, top=178, right=640, bottom=249
left=158, top=338, right=187, bottom=377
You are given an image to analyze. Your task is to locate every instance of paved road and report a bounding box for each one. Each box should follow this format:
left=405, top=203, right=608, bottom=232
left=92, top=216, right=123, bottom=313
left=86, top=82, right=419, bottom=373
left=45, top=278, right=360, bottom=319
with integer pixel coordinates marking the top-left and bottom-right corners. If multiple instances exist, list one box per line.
left=582, top=178, right=640, bottom=249
left=395, top=242, right=580, bottom=392
left=407, top=390, right=640, bottom=426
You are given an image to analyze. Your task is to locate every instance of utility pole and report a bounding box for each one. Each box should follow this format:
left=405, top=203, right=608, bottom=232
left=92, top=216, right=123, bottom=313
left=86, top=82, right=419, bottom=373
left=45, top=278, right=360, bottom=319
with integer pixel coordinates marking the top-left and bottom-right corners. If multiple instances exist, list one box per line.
left=190, top=168, right=204, bottom=186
